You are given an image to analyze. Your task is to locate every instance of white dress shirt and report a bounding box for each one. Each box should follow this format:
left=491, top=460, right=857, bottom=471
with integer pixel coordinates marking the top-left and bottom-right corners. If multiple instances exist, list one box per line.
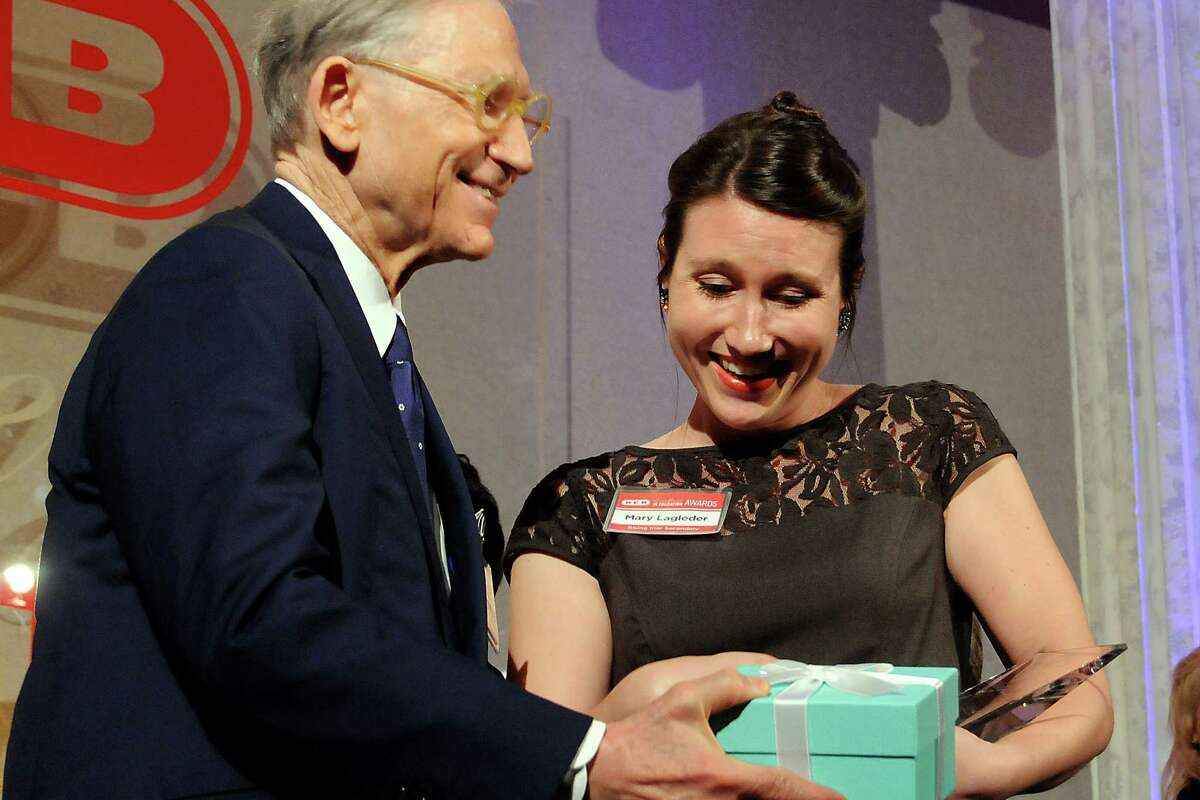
left=274, top=179, right=604, bottom=798
left=275, top=179, right=452, bottom=590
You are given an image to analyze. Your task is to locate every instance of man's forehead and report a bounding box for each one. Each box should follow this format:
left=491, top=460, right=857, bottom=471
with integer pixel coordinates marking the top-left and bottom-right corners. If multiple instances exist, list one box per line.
left=369, top=0, right=526, bottom=91
left=403, top=0, right=522, bottom=65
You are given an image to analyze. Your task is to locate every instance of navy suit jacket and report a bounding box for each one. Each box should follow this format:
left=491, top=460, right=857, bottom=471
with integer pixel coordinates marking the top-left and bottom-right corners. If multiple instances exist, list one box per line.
left=4, top=184, right=590, bottom=799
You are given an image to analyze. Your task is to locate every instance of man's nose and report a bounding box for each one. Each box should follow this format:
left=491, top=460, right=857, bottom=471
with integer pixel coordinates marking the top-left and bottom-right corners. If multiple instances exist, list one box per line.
left=724, top=299, right=773, bottom=355
left=489, top=115, right=534, bottom=177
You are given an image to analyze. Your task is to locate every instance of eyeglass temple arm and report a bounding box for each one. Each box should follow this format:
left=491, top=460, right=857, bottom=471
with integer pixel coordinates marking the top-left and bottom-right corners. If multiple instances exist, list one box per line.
left=351, top=58, right=481, bottom=96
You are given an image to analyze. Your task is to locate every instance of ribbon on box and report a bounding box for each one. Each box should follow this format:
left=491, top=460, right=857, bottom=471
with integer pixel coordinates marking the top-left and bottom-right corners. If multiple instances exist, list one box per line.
left=759, top=661, right=948, bottom=799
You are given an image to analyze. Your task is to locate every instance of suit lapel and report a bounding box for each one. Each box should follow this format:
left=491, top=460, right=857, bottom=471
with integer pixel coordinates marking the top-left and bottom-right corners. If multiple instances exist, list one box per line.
left=419, top=373, right=486, bottom=660
left=242, top=184, right=455, bottom=640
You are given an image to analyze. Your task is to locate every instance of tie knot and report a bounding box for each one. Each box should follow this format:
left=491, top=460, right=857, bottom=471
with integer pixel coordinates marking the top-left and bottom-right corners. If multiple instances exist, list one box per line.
left=385, top=317, right=414, bottom=365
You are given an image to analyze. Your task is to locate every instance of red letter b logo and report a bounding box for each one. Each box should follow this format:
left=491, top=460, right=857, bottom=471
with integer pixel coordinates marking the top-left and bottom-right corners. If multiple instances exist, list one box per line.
left=0, top=0, right=251, bottom=219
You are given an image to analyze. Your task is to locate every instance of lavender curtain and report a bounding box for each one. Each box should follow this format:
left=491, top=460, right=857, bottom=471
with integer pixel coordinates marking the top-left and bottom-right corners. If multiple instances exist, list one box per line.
left=1051, top=0, right=1200, bottom=796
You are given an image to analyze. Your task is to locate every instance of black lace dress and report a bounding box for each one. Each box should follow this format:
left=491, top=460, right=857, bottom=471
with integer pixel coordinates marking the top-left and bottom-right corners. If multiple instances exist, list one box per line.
left=504, top=382, right=1015, bottom=688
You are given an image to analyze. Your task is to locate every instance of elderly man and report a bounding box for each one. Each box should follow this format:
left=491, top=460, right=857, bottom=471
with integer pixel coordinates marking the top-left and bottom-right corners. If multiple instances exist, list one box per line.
left=5, top=2, right=841, bottom=799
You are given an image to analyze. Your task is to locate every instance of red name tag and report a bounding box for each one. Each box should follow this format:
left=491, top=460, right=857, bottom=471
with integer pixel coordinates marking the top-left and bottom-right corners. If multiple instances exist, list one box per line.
left=603, top=488, right=732, bottom=535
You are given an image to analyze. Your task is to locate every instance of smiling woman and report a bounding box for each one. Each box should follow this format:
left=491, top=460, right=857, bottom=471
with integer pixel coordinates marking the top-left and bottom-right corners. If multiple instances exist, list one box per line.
left=663, top=198, right=846, bottom=433
left=650, top=92, right=867, bottom=440
left=505, top=92, right=1116, bottom=800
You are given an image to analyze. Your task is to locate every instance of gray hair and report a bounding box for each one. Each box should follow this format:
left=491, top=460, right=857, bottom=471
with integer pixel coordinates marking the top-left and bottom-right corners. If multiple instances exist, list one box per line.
left=254, top=0, right=433, bottom=152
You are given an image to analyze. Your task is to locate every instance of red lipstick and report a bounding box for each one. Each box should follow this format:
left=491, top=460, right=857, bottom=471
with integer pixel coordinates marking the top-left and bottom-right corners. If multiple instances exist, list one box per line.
left=712, top=361, right=776, bottom=394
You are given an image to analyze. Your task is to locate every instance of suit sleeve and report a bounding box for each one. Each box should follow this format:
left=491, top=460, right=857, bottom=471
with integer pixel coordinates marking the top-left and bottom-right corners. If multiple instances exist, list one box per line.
left=88, top=229, right=591, bottom=798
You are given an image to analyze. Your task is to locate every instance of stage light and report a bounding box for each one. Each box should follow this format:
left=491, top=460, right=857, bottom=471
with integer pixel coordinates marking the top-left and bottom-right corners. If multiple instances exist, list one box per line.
left=4, top=564, right=36, bottom=595
left=0, top=563, right=37, bottom=610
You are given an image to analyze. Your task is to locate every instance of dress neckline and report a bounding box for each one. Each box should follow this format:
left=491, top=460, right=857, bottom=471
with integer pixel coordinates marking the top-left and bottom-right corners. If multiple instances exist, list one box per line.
left=625, top=383, right=878, bottom=457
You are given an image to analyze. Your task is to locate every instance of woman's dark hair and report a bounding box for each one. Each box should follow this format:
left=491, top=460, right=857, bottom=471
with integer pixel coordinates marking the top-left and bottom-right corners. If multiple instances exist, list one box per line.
left=456, top=453, right=503, bottom=591
left=658, top=91, right=867, bottom=336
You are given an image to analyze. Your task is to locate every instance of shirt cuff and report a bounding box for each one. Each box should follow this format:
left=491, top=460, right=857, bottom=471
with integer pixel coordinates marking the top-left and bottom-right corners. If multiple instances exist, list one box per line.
left=566, top=719, right=606, bottom=800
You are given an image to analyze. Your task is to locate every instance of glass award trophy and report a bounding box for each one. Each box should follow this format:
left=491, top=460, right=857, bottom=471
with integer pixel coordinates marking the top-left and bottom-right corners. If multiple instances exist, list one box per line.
left=957, top=643, right=1126, bottom=742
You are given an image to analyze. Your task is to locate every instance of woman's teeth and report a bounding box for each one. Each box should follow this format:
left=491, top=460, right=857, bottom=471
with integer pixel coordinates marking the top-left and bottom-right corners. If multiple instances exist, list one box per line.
left=717, top=357, right=773, bottom=379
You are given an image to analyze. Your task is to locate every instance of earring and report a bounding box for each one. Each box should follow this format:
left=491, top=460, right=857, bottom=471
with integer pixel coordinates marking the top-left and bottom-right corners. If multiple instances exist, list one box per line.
left=658, top=285, right=669, bottom=309
left=837, top=308, right=852, bottom=336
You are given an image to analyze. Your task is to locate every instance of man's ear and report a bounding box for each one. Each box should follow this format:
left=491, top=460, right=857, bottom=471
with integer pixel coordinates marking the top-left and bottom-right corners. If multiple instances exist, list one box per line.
left=306, top=56, right=362, bottom=154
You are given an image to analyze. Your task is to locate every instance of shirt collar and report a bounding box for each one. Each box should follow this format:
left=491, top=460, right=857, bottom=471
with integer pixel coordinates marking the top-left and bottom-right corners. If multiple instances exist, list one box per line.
left=274, top=178, right=405, bottom=357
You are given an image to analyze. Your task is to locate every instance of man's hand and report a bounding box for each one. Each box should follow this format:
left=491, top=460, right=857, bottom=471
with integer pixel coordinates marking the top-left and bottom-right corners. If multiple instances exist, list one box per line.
left=593, top=652, right=775, bottom=722
left=587, top=668, right=844, bottom=800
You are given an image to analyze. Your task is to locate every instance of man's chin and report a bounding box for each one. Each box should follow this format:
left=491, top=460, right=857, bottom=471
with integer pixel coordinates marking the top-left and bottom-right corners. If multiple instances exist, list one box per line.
left=450, top=227, right=497, bottom=262
left=427, top=235, right=495, bottom=265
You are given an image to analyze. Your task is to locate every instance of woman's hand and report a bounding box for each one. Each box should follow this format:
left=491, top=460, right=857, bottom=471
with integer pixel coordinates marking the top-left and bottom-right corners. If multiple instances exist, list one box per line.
left=593, top=652, right=776, bottom=722
left=950, top=727, right=1025, bottom=800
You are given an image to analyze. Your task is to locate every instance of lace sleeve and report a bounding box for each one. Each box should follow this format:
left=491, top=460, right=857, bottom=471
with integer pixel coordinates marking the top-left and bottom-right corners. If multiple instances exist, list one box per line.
left=504, top=466, right=601, bottom=580
left=936, top=384, right=1017, bottom=504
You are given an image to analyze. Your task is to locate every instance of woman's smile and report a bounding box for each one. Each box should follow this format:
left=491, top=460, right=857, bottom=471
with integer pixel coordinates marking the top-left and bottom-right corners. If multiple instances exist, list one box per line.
left=665, top=195, right=846, bottom=434
left=710, top=353, right=783, bottom=394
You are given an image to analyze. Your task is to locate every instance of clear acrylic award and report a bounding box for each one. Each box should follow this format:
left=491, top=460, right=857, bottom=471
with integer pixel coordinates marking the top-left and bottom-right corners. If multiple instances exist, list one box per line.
left=957, top=643, right=1126, bottom=742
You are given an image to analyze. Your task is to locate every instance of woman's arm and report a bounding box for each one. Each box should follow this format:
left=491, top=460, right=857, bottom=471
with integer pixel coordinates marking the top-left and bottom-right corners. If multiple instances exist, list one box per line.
left=945, top=454, right=1114, bottom=798
left=508, top=552, right=773, bottom=722
left=508, top=552, right=613, bottom=713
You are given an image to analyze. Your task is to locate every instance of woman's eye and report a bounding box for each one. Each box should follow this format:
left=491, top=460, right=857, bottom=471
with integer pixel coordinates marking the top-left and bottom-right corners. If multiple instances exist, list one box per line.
left=775, top=291, right=810, bottom=307
left=698, top=282, right=733, bottom=297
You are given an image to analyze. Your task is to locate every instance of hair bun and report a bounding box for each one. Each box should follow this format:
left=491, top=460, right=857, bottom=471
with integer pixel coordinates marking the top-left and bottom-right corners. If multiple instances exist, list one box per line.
left=767, top=91, right=825, bottom=123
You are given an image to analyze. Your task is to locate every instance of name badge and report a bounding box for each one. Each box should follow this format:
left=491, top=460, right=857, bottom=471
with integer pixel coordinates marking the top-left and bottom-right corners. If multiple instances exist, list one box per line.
left=603, top=488, right=732, bottom=536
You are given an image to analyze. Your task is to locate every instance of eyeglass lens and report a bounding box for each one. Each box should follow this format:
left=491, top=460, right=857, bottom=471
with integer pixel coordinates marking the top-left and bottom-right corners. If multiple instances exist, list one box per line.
left=521, top=97, right=549, bottom=141
left=481, top=80, right=548, bottom=142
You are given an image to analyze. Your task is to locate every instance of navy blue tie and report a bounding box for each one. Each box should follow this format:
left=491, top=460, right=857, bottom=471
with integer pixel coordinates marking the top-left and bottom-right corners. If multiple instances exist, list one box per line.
left=385, top=316, right=429, bottom=503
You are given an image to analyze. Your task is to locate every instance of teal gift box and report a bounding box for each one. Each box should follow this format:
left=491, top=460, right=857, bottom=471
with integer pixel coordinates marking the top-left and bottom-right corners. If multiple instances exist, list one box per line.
left=716, top=663, right=958, bottom=800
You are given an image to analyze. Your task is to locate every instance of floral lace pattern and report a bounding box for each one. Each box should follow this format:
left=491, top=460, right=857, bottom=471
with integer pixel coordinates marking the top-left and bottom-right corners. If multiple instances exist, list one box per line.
left=507, top=381, right=1015, bottom=575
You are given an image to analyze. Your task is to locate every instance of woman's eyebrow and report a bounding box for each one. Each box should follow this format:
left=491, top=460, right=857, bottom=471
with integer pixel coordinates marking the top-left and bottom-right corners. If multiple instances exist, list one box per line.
left=684, top=257, right=739, bottom=272
left=686, top=257, right=826, bottom=283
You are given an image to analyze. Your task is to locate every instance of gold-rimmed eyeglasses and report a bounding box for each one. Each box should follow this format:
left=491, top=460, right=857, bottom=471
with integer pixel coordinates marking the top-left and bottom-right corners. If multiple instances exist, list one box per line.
left=350, top=57, right=552, bottom=145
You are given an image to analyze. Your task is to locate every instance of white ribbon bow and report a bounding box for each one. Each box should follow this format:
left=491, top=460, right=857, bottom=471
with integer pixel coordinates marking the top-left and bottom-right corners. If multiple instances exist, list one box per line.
left=758, top=661, right=947, bottom=798
left=760, top=660, right=905, bottom=697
